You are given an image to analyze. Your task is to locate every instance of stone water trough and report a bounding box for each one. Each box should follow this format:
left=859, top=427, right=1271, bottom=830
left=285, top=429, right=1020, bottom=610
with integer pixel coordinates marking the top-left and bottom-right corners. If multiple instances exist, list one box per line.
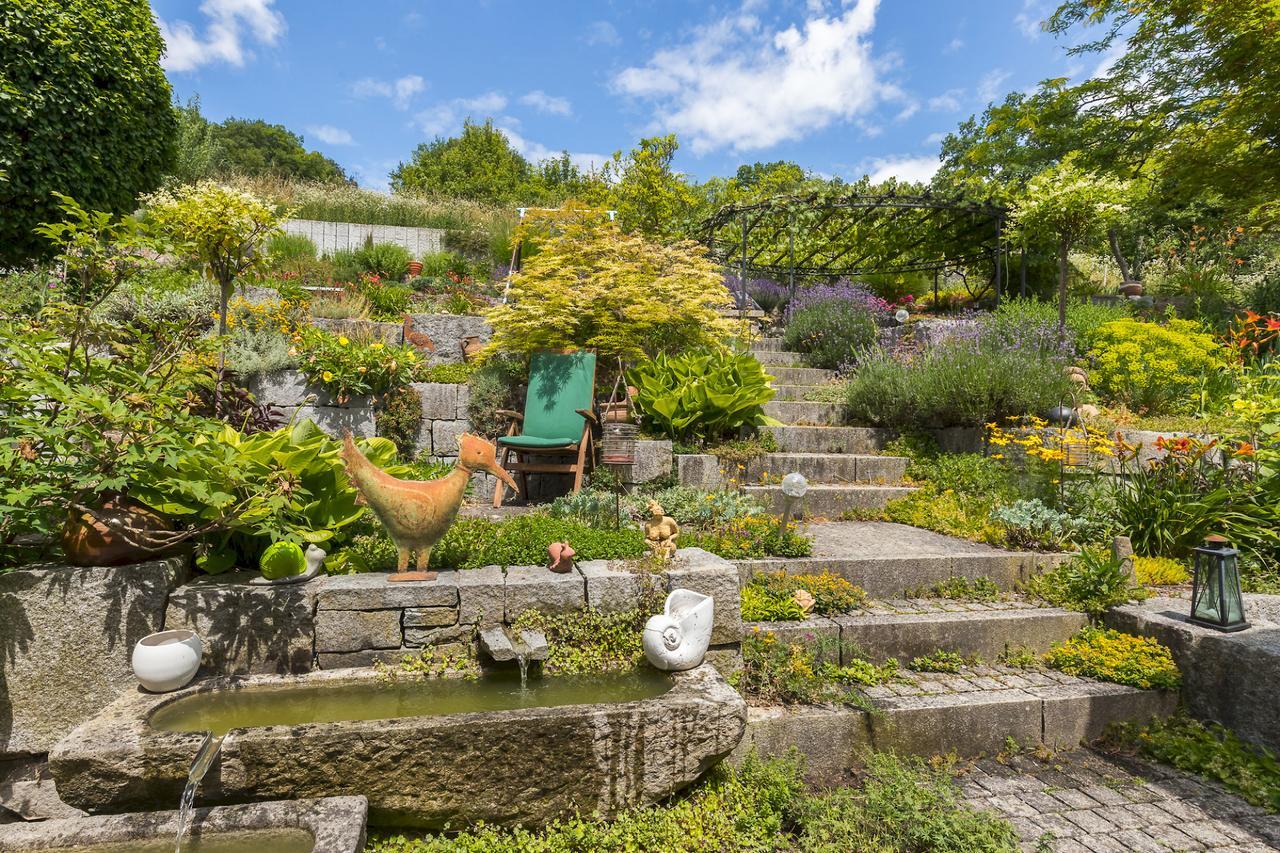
left=49, top=663, right=746, bottom=828
left=0, top=795, right=367, bottom=852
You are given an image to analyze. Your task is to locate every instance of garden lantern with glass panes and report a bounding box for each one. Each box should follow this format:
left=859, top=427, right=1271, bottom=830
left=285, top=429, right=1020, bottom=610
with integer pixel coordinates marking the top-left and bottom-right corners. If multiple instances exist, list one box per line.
left=1189, top=535, right=1250, bottom=632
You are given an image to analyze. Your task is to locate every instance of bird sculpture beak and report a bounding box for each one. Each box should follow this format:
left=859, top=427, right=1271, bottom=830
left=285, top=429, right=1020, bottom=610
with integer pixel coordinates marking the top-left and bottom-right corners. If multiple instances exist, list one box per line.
left=487, top=458, right=520, bottom=494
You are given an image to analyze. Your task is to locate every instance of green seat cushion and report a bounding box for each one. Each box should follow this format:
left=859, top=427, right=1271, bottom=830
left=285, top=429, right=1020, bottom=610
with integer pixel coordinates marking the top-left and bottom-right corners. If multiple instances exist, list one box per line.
left=517, top=351, right=597, bottom=443
left=498, top=435, right=579, bottom=450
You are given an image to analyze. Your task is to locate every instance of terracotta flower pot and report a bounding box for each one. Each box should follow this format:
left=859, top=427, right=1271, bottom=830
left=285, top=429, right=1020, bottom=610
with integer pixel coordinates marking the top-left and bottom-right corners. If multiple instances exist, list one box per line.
left=407, top=261, right=423, bottom=277
left=461, top=336, right=485, bottom=362
left=62, top=497, right=175, bottom=567
left=1119, top=280, right=1144, bottom=297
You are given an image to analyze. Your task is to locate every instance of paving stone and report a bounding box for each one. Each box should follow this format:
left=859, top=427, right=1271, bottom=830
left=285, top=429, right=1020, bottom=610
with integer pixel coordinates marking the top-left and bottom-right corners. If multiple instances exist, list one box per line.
left=1063, top=809, right=1118, bottom=834
left=504, top=565, right=585, bottom=620
left=402, top=606, right=458, bottom=628
left=1053, top=789, right=1102, bottom=810
left=315, top=608, right=402, bottom=652
left=456, top=565, right=504, bottom=624
left=578, top=560, right=645, bottom=611
left=318, top=571, right=458, bottom=609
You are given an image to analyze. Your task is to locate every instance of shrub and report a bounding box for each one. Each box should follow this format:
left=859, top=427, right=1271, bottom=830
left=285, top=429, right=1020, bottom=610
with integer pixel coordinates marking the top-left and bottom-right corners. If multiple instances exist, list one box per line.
left=418, top=251, right=467, bottom=279
left=266, top=232, right=317, bottom=263
left=991, top=499, right=1091, bottom=551
left=482, top=208, right=739, bottom=361
left=295, top=327, right=420, bottom=402
left=355, top=277, right=412, bottom=320
left=743, top=571, right=867, bottom=620
left=356, top=242, right=413, bottom=281
left=1100, top=715, right=1280, bottom=811
left=684, top=515, right=813, bottom=559
left=224, top=296, right=302, bottom=377
left=784, top=302, right=879, bottom=370
left=96, top=269, right=219, bottom=332
left=1043, top=627, right=1181, bottom=690
left=328, top=248, right=364, bottom=283
left=513, top=600, right=663, bottom=676
left=550, top=486, right=767, bottom=530
left=1, top=0, right=177, bottom=267
left=428, top=513, right=646, bottom=570
left=982, top=297, right=1130, bottom=356
left=375, top=386, right=423, bottom=460
left=734, top=630, right=892, bottom=707
left=1087, top=318, right=1227, bottom=415
left=1134, top=556, right=1191, bottom=586
left=845, top=343, right=1072, bottom=430
left=466, top=355, right=525, bottom=440
left=628, top=348, right=776, bottom=443
left=1025, top=549, right=1145, bottom=618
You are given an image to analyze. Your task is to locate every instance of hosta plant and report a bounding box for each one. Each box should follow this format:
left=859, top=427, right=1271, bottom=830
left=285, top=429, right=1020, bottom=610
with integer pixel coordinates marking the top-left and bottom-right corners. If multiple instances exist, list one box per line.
left=628, top=348, right=778, bottom=442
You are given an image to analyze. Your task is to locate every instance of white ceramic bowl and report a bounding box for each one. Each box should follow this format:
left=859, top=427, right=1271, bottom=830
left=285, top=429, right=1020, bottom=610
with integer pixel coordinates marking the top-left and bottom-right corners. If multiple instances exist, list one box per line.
left=132, top=629, right=203, bottom=693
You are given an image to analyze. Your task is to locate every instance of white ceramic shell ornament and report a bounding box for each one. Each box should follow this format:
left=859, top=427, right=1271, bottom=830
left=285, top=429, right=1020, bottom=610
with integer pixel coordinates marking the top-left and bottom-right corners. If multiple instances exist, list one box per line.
left=643, top=589, right=713, bottom=671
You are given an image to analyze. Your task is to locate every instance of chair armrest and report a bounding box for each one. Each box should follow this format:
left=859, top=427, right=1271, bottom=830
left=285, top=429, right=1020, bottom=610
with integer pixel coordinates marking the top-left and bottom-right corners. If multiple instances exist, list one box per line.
left=496, top=409, right=524, bottom=422
left=576, top=408, right=599, bottom=424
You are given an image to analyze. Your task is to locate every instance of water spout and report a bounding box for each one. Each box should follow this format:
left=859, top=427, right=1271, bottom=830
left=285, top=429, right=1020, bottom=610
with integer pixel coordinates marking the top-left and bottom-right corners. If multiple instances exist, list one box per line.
left=175, top=731, right=225, bottom=852
left=478, top=626, right=548, bottom=689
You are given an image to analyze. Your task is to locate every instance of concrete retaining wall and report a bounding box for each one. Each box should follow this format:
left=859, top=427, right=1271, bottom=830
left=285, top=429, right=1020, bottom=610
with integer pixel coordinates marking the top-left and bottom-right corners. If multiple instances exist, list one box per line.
left=284, top=218, right=447, bottom=258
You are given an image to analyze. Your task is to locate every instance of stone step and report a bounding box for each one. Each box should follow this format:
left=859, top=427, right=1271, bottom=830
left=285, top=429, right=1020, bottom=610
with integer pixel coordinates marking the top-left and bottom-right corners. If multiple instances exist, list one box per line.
left=759, top=426, right=886, bottom=454
left=751, top=336, right=786, bottom=352
left=733, top=668, right=1177, bottom=781
left=742, top=453, right=907, bottom=484
left=737, top=551, right=1069, bottom=599
left=768, top=366, right=837, bottom=385
left=754, top=349, right=803, bottom=367
left=742, top=483, right=916, bottom=517
left=763, top=401, right=844, bottom=426
left=771, top=384, right=837, bottom=401
left=745, top=604, right=1088, bottom=665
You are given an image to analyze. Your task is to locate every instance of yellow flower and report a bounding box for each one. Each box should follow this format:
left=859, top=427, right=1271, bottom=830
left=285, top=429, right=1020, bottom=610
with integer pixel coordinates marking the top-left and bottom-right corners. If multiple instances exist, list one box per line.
left=370, top=342, right=384, bottom=350
left=338, top=336, right=350, bottom=346
left=322, top=370, right=334, bottom=382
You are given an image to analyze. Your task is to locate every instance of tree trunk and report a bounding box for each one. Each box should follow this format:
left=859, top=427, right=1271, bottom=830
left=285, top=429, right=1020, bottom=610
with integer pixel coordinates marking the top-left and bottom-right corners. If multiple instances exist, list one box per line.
left=1108, top=228, right=1134, bottom=282
left=1058, top=240, right=1070, bottom=340
left=215, top=278, right=232, bottom=416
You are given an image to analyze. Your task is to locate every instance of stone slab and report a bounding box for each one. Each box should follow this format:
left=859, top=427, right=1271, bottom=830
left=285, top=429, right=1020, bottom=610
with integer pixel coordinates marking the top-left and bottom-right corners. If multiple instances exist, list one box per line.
left=743, top=483, right=917, bottom=517
left=456, top=565, right=505, bottom=625
left=0, top=795, right=368, bottom=853
left=402, top=606, right=459, bottom=629
left=315, top=609, right=402, bottom=653
left=745, top=618, right=840, bottom=663
left=730, top=705, right=873, bottom=782
left=317, top=648, right=417, bottom=670
left=1034, top=682, right=1178, bottom=748
left=412, top=382, right=460, bottom=420
left=283, top=405, right=376, bottom=439
left=871, top=690, right=1044, bottom=757
left=833, top=608, right=1088, bottom=665
left=504, top=565, right=585, bottom=620
left=0, top=557, right=187, bottom=757
left=675, top=454, right=725, bottom=489
left=317, top=572, right=458, bottom=610
left=165, top=571, right=323, bottom=676
left=404, top=314, right=492, bottom=365
left=622, top=439, right=673, bottom=485
left=667, top=548, right=742, bottom=645
left=579, top=560, right=645, bottom=611
left=758, top=426, right=886, bottom=455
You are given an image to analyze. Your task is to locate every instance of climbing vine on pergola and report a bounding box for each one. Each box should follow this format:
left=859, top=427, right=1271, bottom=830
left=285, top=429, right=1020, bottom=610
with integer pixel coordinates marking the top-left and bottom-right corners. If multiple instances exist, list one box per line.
left=698, top=189, right=1011, bottom=301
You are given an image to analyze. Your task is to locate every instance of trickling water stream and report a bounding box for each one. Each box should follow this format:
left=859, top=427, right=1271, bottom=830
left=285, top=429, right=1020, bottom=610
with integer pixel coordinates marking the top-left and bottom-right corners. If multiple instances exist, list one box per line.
left=174, top=731, right=226, bottom=853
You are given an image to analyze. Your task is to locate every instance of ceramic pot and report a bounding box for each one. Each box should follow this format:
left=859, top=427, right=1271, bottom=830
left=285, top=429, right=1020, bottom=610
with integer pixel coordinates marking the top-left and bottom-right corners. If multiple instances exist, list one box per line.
left=461, top=335, right=484, bottom=362
left=1119, top=280, right=1144, bottom=297
left=407, top=261, right=423, bottom=277
left=62, top=497, right=175, bottom=567
left=132, top=629, right=202, bottom=693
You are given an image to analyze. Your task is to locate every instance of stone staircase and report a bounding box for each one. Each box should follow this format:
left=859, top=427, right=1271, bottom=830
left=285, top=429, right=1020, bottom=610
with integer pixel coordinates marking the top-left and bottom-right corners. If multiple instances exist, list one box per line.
left=747, top=337, right=915, bottom=517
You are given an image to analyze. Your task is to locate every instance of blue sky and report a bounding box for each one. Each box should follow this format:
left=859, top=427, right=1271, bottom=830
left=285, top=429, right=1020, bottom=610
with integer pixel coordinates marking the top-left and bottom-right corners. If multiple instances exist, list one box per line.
left=151, top=0, right=1107, bottom=192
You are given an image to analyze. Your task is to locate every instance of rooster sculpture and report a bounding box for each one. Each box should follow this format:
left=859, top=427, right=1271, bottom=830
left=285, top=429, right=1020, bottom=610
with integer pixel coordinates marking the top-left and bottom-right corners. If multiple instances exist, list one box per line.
left=341, top=431, right=518, bottom=582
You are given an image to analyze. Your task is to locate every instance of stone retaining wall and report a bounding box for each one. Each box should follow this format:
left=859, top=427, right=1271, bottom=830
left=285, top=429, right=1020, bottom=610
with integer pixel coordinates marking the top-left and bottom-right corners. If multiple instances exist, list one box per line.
left=164, top=549, right=742, bottom=675
left=0, top=558, right=188, bottom=758
left=283, top=218, right=447, bottom=257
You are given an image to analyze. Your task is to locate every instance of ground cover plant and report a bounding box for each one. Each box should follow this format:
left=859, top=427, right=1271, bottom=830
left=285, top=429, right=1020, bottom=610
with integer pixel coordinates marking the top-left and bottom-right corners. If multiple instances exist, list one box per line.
left=513, top=601, right=663, bottom=676
left=366, top=752, right=1018, bottom=852
left=733, top=629, right=896, bottom=708
left=1042, top=627, right=1181, bottom=690
left=905, top=575, right=1004, bottom=602
left=1100, top=714, right=1280, bottom=811
left=740, top=571, right=867, bottom=621
left=1024, top=549, right=1145, bottom=618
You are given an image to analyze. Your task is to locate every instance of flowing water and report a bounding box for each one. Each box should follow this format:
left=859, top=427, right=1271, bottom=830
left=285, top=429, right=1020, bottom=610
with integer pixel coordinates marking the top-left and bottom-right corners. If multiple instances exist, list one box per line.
left=150, top=669, right=672, bottom=737
left=515, top=651, right=530, bottom=689
left=174, top=732, right=226, bottom=852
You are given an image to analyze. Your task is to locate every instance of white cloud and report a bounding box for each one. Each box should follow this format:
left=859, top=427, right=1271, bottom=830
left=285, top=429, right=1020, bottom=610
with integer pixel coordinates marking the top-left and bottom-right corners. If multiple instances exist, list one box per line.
left=928, top=89, right=963, bottom=112
left=156, top=0, right=285, bottom=72
left=413, top=92, right=509, bottom=136
left=520, top=90, right=573, bottom=116
left=498, top=126, right=607, bottom=174
left=977, top=69, right=1012, bottom=104
left=944, top=37, right=964, bottom=54
left=614, top=0, right=898, bottom=153
left=1090, top=42, right=1126, bottom=79
left=352, top=75, right=426, bottom=110
left=308, top=124, right=354, bottom=145
left=861, top=154, right=941, bottom=185
left=1015, top=0, right=1048, bottom=40
left=924, top=131, right=947, bottom=145
left=894, top=101, right=920, bottom=121
left=584, top=21, right=621, bottom=47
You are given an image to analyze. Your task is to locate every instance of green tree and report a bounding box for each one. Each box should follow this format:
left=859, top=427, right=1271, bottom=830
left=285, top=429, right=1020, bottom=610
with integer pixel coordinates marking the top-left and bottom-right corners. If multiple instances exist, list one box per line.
left=1010, top=158, right=1131, bottom=334
left=0, top=0, right=177, bottom=267
left=391, top=119, right=536, bottom=203
left=170, top=96, right=227, bottom=185
left=606, top=135, right=700, bottom=240
left=213, top=118, right=350, bottom=183
left=144, top=182, right=287, bottom=374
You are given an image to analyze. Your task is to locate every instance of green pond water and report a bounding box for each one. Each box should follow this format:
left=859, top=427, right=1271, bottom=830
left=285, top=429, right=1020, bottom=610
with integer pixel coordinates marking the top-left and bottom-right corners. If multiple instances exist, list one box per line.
left=150, top=669, right=673, bottom=736
left=49, top=828, right=313, bottom=853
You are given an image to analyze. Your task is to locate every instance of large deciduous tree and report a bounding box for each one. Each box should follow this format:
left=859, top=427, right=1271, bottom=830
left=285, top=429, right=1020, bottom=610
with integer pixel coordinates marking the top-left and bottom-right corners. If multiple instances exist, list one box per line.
left=0, top=0, right=177, bottom=267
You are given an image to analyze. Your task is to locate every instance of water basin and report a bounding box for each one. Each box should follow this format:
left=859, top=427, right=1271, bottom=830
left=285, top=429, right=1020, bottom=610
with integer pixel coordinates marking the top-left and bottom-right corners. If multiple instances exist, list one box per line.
left=41, top=828, right=314, bottom=853
left=150, top=669, right=673, bottom=736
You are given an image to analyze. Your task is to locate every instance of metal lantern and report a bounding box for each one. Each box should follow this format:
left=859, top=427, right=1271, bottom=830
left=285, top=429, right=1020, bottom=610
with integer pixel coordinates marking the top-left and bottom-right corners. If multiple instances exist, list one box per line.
left=601, top=422, right=638, bottom=466
left=1190, top=535, right=1250, bottom=632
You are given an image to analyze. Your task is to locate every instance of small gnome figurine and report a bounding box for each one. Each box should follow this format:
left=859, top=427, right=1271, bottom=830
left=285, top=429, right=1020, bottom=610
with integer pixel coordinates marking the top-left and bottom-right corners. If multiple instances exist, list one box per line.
left=644, top=500, right=679, bottom=561
left=548, top=541, right=576, bottom=574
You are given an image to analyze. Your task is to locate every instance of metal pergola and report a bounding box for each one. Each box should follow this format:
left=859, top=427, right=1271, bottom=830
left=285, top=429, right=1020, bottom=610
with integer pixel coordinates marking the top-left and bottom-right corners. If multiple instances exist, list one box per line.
left=697, top=190, right=1010, bottom=306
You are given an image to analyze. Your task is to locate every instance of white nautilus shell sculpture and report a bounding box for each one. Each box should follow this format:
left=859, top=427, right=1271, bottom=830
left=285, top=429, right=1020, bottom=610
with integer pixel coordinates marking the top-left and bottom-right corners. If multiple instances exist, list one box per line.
left=642, top=588, right=714, bottom=671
